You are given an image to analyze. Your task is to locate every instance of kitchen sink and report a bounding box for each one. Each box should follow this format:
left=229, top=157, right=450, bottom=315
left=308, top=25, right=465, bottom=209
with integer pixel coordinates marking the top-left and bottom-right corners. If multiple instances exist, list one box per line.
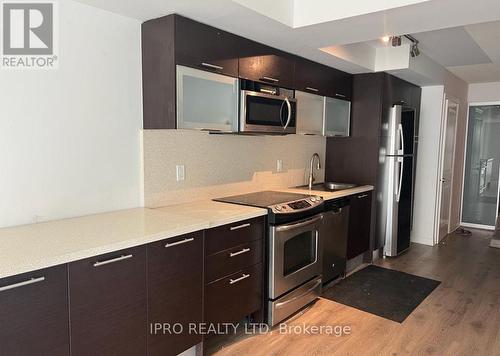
left=296, top=182, right=358, bottom=192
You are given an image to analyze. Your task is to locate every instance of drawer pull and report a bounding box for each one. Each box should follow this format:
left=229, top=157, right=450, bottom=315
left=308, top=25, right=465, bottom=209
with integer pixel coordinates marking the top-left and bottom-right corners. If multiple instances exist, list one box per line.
left=357, top=194, right=368, bottom=199
left=0, top=276, right=45, bottom=292
left=230, top=223, right=251, bottom=231
left=305, top=87, right=319, bottom=92
left=260, top=76, right=279, bottom=83
left=93, top=254, right=133, bottom=267
left=165, top=237, right=194, bottom=248
left=335, top=93, right=347, bottom=98
left=229, top=273, right=250, bottom=285
left=201, top=62, right=223, bottom=70
left=229, top=248, right=251, bottom=257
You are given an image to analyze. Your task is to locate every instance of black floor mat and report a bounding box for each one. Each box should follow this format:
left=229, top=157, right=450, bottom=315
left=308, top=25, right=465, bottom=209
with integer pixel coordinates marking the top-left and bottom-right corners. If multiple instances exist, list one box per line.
left=322, top=265, right=441, bottom=323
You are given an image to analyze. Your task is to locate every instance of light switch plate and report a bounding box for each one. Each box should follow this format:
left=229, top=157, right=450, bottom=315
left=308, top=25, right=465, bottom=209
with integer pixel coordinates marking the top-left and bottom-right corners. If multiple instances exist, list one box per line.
left=276, top=159, right=283, bottom=172
left=176, top=165, right=185, bottom=181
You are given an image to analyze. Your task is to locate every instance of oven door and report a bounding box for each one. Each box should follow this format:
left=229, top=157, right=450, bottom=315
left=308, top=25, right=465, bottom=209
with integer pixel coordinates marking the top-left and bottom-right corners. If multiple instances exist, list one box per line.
left=240, top=90, right=296, bottom=134
left=269, top=214, right=323, bottom=299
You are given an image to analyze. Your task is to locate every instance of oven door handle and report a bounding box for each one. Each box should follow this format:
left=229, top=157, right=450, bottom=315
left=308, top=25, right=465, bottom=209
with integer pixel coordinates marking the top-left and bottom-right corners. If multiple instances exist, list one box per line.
left=275, top=278, right=322, bottom=308
left=275, top=215, right=323, bottom=232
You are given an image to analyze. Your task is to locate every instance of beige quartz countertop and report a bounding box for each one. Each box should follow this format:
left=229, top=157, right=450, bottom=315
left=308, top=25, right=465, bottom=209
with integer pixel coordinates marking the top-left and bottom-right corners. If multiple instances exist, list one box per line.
left=0, top=186, right=370, bottom=279
left=0, top=201, right=267, bottom=279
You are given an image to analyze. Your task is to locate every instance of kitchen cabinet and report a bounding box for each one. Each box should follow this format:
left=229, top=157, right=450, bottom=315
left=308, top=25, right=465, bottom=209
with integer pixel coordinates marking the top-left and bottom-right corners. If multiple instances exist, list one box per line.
left=175, top=15, right=239, bottom=77
left=148, top=232, right=203, bottom=356
left=0, top=265, right=69, bottom=356
left=294, top=58, right=332, bottom=96
left=69, top=246, right=147, bottom=356
left=295, top=90, right=324, bottom=135
left=324, top=97, right=351, bottom=137
left=329, top=69, right=353, bottom=100
left=239, top=40, right=295, bottom=89
left=176, top=65, right=239, bottom=132
left=204, top=217, right=265, bottom=328
left=347, top=192, right=372, bottom=259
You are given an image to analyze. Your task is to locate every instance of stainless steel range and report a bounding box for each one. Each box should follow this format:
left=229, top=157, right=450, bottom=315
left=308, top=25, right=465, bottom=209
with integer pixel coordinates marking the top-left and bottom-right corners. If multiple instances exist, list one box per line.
left=214, top=191, right=324, bottom=326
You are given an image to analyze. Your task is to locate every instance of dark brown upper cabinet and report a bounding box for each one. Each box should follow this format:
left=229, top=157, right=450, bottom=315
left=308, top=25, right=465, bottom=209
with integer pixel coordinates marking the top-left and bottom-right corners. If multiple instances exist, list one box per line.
left=238, top=40, right=295, bottom=89
left=329, top=68, right=353, bottom=101
left=69, top=246, right=147, bottom=356
left=0, top=265, right=70, bottom=356
left=294, top=58, right=333, bottom=97
left=175, top=15, right=240, bottom=77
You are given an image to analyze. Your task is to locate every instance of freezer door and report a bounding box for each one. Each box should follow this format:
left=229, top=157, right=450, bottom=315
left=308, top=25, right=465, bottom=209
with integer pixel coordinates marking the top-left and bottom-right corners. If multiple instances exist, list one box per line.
left=380, top=156, right=413, bottom=257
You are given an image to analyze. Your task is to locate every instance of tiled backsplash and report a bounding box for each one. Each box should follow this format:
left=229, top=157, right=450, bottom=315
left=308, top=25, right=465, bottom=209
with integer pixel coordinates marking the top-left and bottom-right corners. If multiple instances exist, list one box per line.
left=142, top=130, right=326, bottom=207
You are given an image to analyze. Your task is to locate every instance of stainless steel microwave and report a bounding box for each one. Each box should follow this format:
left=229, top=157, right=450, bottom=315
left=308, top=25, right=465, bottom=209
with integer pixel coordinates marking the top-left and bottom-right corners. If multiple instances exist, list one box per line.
left=239, top=80, right=297, bottom=134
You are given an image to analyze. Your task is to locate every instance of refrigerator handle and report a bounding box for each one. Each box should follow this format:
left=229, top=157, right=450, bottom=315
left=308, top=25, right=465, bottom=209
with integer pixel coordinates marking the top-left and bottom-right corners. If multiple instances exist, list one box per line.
left=396, top=157, right=404, bottom=202
left=398, top=123, right=404, bottom=155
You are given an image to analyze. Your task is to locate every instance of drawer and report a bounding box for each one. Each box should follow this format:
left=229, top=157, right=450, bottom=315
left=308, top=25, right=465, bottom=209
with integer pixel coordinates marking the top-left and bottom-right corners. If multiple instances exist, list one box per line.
left=205, top=263, right=262, bottom=325
left=205, top=239, right=262, bottom=283
left=205, top=217, right=265, bottom=255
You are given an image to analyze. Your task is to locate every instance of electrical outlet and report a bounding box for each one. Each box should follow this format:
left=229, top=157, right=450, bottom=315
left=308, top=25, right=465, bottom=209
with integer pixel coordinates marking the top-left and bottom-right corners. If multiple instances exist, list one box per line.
left=176, top=165, right=185, bottom=181
left=276, top=159, right=283, bottom=172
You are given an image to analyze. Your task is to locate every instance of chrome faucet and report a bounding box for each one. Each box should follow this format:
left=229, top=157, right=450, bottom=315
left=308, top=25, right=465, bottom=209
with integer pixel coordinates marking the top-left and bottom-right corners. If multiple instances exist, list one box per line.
left=308, top=153, right=321, bottom=190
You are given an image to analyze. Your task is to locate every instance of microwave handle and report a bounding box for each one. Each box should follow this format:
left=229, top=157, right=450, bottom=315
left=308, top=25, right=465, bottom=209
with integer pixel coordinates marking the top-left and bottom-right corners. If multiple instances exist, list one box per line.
left=283, top=97, right=292, bottom=130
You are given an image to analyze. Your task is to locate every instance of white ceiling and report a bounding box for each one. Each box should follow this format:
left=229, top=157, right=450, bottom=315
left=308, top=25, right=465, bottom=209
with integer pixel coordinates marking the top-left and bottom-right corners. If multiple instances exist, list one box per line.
left=74, top=0, right=500, bottom=83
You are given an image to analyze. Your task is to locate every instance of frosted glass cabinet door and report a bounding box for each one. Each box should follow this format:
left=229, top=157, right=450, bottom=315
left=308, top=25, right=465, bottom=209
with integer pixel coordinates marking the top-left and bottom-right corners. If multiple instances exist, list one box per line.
left=176, top=65, right=239, bottom=132
left=295, top=91, right=324, bottom=135
left=324, top=97, right=351, bottom=137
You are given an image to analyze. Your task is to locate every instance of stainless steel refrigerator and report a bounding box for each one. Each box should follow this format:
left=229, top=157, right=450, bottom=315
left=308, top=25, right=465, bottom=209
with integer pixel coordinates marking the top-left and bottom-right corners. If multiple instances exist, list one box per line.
left=377, top=104, right=416, bottom=257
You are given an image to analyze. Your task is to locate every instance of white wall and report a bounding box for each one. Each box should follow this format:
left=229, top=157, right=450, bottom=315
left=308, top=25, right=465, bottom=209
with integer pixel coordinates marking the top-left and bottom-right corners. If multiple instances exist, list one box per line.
left=0, top=0, right=143, bottom=228
left=412, top=86, right=445, bottom=245
left=468, top=82, right=500, bottom=102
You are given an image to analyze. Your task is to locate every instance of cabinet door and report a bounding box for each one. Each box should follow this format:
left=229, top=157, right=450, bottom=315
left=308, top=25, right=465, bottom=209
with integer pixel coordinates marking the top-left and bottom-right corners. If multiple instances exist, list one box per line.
left=239, top=40, right=295, bottom=89
left=295, top=90, right=325, bottom=135
left=324, top=97, right=351, bottom=137
left=176, top=65, right=239, bottom=132
left=148, top=232, right=203, bottom=356
left=347, top=192, right=372, bottom=259
left=294, top=59, right=331, bottom=96
left=0, top=265, right=69, bottom=356
left=175, top=15, right=239, bottom=77
left=69, top=246, right=147, bottom=356
left=329, top=68, right=353, bottom=101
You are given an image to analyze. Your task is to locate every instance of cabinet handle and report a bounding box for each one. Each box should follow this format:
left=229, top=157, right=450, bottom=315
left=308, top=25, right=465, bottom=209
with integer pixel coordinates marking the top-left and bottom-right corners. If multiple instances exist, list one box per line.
left=230, top=223, right=251, bottom=231
left=335, top=93, right=347, bottom=98
left=0, top=276, right=45, bottom=292
left=357, top=194, right=368, bottom=199
left=93, top=254, right=133, bottom=267
left=305, top=87, right=319, bottom=92
left=229, top=248, right=251, bottom=257
left=165, top=237, right=194, bottom=248
left=229, top=273, right=250, bottom=285
left=201, top=62, right=223, bottom=70
left=260, top=76, right=279, bottom=83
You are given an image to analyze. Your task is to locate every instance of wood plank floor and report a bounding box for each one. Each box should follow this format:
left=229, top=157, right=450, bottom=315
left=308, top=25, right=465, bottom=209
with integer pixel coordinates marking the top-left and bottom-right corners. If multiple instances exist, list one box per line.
left=209, top=229, right=500, bottom=356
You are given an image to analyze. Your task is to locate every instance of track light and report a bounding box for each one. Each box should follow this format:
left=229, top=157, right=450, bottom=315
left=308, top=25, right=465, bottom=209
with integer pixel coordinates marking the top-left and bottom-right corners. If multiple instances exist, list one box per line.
left=391, top=36, right=402, bottom=47
left=404, top=34, right=420, bottom=57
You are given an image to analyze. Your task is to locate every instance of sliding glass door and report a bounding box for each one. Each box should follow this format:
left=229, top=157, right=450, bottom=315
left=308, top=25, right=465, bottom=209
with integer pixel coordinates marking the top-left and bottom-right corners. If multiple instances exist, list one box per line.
left=461, top=104, right=500, bottom=228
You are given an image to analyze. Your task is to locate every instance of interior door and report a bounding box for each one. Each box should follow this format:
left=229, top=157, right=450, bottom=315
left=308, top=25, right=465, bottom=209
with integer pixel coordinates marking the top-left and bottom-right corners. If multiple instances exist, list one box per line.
left=438, top=99, right=458, bottom=241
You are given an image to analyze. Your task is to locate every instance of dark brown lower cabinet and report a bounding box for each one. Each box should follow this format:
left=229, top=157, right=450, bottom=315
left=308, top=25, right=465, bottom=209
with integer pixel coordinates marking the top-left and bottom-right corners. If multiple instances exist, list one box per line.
left=0, top=265, right=69, bottom=356
left=347, top=192, right=373, bottom=259
left=205, top=263, right=262, bottom=325
left=147, top=232, right=203, bottom=356
left=68, top=246, right=147, bottom=356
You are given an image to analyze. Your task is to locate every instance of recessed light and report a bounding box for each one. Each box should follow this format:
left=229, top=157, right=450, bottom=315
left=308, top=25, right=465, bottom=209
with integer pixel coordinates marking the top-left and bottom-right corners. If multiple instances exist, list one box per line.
left=381, top=36, right=391, bottom=43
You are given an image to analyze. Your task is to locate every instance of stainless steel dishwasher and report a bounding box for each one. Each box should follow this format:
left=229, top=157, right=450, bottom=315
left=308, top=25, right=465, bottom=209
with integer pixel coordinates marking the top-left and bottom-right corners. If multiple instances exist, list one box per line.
left=321, top=198, right=350, bottom=284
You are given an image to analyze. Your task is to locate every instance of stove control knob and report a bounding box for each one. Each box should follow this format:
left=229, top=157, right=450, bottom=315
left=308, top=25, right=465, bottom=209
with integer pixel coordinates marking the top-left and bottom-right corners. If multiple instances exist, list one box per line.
left=275, top=205, right=283, bottom=211
left=316, top=196, right=322, bottom=201
left=310, top=197, right=316, bottom=202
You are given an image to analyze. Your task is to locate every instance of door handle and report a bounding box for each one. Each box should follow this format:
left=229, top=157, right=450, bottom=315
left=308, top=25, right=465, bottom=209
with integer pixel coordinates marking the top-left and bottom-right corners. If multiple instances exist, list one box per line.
left=283, top=97, right=292, bottom=130
left=396, top=157, right=404, bottom=202
left=398, top=123, right=405, bottom=155
left=93, top=254, right=133, bottom=267
left=165, top=237, right=194, bottom=248
left=0, top=276, right=45, bottom=292
left=229, top=273, right=250, bottom=285
left=201, top=62, right=223, bottom=70
left=229, top=248, right=251, bottom=257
